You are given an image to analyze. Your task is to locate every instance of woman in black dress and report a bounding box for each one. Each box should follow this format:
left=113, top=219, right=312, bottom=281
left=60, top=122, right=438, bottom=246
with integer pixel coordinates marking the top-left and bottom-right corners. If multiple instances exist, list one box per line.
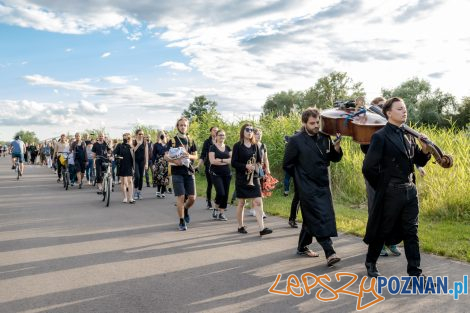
left=231, top=124, right=272, bottom=236
left=114, top=133, right=135, bottom=203
left=208, top=129, right=231, bottom=221
left=152, top=131, right=169, bottom=198
left=133, top=129, right=149, bottom=200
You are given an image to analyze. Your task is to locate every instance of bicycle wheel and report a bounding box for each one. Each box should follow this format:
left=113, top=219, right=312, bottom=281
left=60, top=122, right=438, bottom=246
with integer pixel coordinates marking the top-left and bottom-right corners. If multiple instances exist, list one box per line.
left=92, top=168, right=97, bottom=186
left=102, top=176, right=107, bottom=201
left=65, top=171, right=70, bottom=190
left=63, top=170, right=66, bottom=188
left=16, top=164, right=20, bottom=180
left=105, top=176, right=111, bottom=207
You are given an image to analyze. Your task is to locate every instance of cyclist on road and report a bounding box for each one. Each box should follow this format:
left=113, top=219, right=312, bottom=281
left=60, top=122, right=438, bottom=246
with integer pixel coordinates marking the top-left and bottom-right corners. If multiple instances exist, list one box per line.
left=53, top=134, right=70, bottom=183
left=10, top=136, right=26, bottom=176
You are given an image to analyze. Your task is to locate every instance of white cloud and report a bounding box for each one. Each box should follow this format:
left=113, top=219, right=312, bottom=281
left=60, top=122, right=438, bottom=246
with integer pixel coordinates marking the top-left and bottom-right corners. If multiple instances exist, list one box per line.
left=101, top=52, right=111, bottom=58
left=159, top=61, right=192, bottom=72
left=65, top=48, right=72, bottom=52
left=102, top=76, right=128, bottom=85
left=23, top=74, right=95, bottom=92
left=78, top=100, right=108, bottom=114
left=130, top=45, right=136, bottom=49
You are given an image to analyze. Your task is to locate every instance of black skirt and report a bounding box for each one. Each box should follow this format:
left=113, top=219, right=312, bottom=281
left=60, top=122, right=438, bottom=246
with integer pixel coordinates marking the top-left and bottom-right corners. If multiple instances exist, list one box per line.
left=235, top=175, right=261, bottom=199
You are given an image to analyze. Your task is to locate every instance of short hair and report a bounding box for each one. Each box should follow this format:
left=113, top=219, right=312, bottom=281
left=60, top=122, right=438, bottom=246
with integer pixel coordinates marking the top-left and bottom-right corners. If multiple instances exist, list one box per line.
left=134, top=129, right=143, bottom=135
left=371, top=97, right=385, bottom=105
left=209, top=126, right=218, bottom=132
left=301, top=107, right=320, bottom=123
left=239, top=123, right=256, bottom=144
left=382, top=97, right=404, bottom=119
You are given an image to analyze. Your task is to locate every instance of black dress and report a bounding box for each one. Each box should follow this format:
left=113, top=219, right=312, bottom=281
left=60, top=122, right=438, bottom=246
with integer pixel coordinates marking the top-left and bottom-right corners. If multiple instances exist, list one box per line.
left=231, top=142, right=262, bottom=199
left=114, top=143, right=134, bottom=177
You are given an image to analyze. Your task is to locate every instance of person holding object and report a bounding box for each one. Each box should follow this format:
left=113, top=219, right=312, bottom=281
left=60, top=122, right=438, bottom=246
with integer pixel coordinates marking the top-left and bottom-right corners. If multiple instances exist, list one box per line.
left=165, top=117, right=198, bottom=231
left=362, top=97, right=431, bottom=278
left=231, top=124, right=272, bottom=236
left=283, top=107, right=343, bottom=266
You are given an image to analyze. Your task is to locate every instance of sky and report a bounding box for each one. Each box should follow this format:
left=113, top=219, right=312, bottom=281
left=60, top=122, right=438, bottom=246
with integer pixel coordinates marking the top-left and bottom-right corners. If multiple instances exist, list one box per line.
left=0, top=0, right=469, bottom=141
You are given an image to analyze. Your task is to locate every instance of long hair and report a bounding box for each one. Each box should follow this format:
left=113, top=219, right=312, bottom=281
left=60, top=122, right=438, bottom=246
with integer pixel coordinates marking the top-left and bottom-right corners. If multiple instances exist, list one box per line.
left=215, top=129, right=225, bottom=144
left=239, top=124, right=256, bottom=144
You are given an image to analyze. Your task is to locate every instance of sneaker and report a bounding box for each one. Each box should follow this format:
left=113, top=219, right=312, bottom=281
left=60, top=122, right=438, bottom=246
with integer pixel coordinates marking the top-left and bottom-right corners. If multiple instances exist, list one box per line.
left=167, top=188, right=173, bottom=194
left=284, top=191, right=289, bottom=197
left=184, top=210, right=191, bottom=224
left=156, top=191, right=161, bottom=198
left=122, top=198, right=128, bottom=203
left=138, top=192, right=143, bottom=200
left=179, top=222, right=187, bottom=231
left=248, top=209, right=256, bottom=217
left=87, top=180, right=91, bottom=185
left=387, top=245, right=401, bottom=256
left=129, top=198, right=135, bottom=204
left=218, top=213, right=228, bottom=221
left=288, top=219, right=298, bottom=228
left=207, top=201, right=213, bottom=210
left=327, top=254, right=341, bottom=266
left=259, top=227, right=273, bottom=236
left=380, top=246, right=389, bottom=257
left=212, top=208, right=218, bottom=219
left=238, top=226, right=248, bottom=234
left=161, top=194, right=166, bottom=198
left=262, top=213, right=267, bottom=219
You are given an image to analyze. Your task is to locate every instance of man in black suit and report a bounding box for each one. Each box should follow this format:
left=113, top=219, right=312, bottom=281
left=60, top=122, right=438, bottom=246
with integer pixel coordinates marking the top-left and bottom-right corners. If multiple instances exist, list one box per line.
left=362, top=97, right=431, bottom=278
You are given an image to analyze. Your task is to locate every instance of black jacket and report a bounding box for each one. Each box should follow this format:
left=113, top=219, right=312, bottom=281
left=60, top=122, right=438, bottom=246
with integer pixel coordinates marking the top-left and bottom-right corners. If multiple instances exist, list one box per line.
left=200, top=136, right=214, bottom=166
left=283, top=130, right=343, bottom=237
left=362, top=123, right=431, bottom=244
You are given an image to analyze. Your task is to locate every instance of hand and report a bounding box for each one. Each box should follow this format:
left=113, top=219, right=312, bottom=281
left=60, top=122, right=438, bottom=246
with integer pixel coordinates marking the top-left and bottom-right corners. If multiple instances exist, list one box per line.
left=246, top=164, right=255, bottom=172
left=333, top=133, right=342, bottom=151
left=417, top=166, right=426, bottom=177
left=418, top=135, right=430, bottom=154
left=173, top=159, right=183, bottom=166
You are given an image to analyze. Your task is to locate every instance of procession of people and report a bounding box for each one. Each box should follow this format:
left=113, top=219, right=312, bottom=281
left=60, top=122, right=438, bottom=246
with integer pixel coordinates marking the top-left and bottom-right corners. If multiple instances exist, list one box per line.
left=6, top=96, right=436, bottom=280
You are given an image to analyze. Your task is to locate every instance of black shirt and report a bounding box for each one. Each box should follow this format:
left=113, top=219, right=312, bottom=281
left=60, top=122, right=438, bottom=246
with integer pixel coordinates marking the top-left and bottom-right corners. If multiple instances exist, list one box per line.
left=231, top=142, right=261, bottom=182
left=166, top=136, right=197, bottom=176
left=92, top=142, right=108, bottom=159
left=209, top=144, right=231, bottom=176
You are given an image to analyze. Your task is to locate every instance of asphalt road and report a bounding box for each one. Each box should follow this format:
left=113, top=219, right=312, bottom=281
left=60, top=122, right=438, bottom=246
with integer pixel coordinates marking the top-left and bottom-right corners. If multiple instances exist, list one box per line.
left=0, top=157, right=468, bottom=313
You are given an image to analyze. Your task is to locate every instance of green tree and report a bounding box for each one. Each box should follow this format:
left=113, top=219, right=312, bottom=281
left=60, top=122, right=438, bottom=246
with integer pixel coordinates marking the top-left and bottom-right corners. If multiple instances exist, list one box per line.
left=183, top=96, right=217, bottom=121
left=14, top=130, right=39, bottom=144
left=303, top=71, right=365, bottom=109
left=417, top=89, right=457, bottom=126
left=382, top=78, right=431, bottom=123
left=83, top=127, right=107, bottom=140
left=455, top=97, right=470, bottom=128
left=262, top=90, right=304, bottom=116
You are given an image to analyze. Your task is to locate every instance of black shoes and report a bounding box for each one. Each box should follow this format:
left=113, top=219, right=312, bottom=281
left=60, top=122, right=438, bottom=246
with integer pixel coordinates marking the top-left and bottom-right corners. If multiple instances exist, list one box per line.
left=238, top=226, right=248, bottom=234
left=288, top=219, right=298, bottom=228
left=365, top=262, right=381, bottom=277
left=259, top=227, right=273, bottom=236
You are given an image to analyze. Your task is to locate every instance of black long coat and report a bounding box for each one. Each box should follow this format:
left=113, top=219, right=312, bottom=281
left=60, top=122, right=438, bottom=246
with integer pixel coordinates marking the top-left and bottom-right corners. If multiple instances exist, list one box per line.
left=283, top=130, right=343, bottom=237
left=362, top=123, right=431, bottom=245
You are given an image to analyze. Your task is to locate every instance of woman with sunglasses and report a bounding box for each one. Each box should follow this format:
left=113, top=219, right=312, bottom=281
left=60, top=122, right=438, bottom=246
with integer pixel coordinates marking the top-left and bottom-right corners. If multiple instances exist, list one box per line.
left=231, top=124, right=272, bottom=236
left=208, top=129, right=231, bottom=221
left=132, top=129, right=149, bottom=200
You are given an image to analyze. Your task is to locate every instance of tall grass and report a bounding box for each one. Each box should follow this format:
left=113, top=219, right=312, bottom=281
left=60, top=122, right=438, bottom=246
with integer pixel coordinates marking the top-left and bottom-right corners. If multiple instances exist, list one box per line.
left=189, top=113, right=470, bottom=221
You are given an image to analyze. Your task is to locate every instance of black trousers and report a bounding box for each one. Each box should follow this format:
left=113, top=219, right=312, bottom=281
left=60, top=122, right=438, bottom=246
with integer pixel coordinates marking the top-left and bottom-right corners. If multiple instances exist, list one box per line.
left=205, top=166, right=213, bottom=203
left=289, top=178, right=300, bottom=221
left=211, top=174, right=231, bottom=209
left=298, top=223, right=336, bottom=258
left=366, top=184, right=421, bottom=276
left=134, top=159, right=145, bottom=191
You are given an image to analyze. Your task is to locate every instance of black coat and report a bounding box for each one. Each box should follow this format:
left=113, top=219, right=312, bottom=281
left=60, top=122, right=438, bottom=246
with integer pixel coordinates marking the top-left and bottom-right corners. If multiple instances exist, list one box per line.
left=362, top=123, right=431, bottom=244
left=283, top=130, right=343, bottom=237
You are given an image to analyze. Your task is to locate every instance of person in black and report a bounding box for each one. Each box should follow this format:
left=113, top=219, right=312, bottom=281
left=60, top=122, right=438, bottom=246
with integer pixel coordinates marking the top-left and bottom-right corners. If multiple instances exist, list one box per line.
left=92, top=133, right=109, bottom=194
left=208, top=129, right=231, bottom=221
left=114, top=133, right=135, bottom=203
left=363, top=97, right=431, bottom=278
left=132, top=129, right=149, bottom=200
left=231, top=124, right=272, bottom=236
left=71, top=132, right=87, bottom=189
left=165, top=117, right=198, bottom=231
left=152, top=131, right=169, bottom=198
left=199, top=126, right=218, bottom=209
left=283, top=108, right=343, bottom=266
left=144, top=135, right=153, bottom=188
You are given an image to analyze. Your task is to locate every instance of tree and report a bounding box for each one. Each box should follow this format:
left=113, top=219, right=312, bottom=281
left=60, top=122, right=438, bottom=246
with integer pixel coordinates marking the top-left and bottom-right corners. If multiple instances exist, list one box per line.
left=382, top=78, right=431, bottom=123
left=183, top=96, right=217, bottom=121
left=455, top=97, right=470, bottom=128
left=417, top=89, right=457, bottom=126
left=83, top=127, right=107, bottom=140
left=14, top=130, right=39, bottom=144
left=262, top=90, right=304, bottom=116
left=303, top=71, right=365, bottom=109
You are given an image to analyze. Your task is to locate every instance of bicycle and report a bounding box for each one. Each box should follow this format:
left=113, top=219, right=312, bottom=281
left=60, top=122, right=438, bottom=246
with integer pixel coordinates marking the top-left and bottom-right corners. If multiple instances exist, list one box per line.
left=95, top=155, right=116, bottom=207
left=13, top=157, right=20, bottom=180
left=57, top=152, right=71, bottom=190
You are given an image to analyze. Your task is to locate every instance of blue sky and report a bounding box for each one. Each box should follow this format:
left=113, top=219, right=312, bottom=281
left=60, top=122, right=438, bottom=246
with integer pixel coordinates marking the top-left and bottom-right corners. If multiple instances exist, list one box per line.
left=1, top=0, right=469, bottom=141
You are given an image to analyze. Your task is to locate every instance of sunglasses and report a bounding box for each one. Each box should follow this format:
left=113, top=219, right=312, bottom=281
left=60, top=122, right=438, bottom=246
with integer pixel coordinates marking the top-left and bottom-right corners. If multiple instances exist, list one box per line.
left=138, top=133, right=144, bottom=136
left=218, top=134, right=226, bottom=137
left=245, top=128, right=254, bottom=133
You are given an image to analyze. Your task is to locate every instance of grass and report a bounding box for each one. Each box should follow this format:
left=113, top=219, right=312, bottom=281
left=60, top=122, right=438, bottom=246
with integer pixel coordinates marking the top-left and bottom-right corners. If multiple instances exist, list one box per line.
left=194, top=172, right=470, bottom=263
